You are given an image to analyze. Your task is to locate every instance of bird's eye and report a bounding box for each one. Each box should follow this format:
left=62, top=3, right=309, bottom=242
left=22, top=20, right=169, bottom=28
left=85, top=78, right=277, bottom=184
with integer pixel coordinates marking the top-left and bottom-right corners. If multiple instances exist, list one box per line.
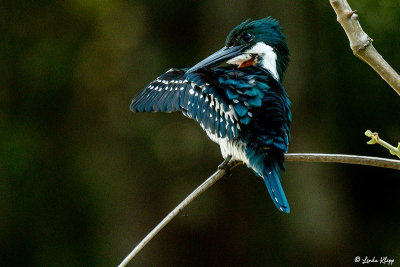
left=242, top=32, right=253, bottom=42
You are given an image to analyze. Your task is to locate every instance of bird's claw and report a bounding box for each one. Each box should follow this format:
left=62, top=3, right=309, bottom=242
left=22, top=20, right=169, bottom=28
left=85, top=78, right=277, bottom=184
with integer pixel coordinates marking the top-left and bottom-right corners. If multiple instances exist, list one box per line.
left=218, top=155, right=232, bottom=170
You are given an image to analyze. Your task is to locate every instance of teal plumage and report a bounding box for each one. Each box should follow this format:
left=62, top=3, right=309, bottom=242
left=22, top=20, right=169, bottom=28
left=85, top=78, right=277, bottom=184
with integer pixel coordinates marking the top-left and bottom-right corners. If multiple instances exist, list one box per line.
left=130, top=18, right=292, bottom=213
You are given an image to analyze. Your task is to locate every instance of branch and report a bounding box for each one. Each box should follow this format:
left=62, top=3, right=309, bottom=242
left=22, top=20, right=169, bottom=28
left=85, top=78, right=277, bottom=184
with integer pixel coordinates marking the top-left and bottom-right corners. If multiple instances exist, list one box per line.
left=285, top=153, right=400, bottom=170
left=118, top=160, right=241, bottom=267
left=329, top=0, right=400, bottom=96
left=365, top=130, right=400, bottom=159
left=119, top=153, right=400, bottom=266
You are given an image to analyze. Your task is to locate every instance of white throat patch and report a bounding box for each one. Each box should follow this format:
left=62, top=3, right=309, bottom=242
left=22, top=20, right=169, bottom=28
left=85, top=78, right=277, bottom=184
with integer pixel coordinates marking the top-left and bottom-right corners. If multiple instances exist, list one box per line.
left=227, top=42, right=279, bottom=80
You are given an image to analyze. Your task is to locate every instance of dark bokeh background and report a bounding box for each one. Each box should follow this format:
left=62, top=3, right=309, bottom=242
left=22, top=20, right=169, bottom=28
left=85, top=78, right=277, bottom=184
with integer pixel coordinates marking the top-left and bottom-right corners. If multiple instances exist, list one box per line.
left=1, top=1, right=399, bottom=266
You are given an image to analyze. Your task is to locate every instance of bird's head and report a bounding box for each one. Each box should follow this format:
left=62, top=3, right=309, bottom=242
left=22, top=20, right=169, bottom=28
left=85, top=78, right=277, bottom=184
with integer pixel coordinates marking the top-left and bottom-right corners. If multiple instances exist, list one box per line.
left=187, top=18, right=289, bottom=81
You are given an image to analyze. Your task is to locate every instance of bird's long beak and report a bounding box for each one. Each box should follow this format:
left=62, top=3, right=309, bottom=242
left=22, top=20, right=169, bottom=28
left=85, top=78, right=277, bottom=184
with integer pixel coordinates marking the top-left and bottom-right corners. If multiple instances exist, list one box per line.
left=187, top=45, right=246, bottom=73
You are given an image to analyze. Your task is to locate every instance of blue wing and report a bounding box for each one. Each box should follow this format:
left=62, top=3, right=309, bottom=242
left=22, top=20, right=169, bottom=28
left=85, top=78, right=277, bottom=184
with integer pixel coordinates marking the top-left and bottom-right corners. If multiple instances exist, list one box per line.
left=130, top=69, right=187, bottom=113
left=130, top=68, right=241, bottom=139
left=227, top=67, right=291, bottom=213
left=262, top=95, right=291, bottom=212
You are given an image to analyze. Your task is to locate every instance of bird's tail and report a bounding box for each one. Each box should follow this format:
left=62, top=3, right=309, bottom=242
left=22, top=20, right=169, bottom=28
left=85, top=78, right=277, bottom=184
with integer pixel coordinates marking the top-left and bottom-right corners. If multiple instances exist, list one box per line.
left=260, top=160, right=290, bottom=213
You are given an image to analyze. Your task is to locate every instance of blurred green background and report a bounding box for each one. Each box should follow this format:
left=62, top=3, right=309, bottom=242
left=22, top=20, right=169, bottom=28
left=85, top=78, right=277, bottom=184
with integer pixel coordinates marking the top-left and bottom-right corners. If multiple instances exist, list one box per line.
left=1, top=0, right=399, bottom=266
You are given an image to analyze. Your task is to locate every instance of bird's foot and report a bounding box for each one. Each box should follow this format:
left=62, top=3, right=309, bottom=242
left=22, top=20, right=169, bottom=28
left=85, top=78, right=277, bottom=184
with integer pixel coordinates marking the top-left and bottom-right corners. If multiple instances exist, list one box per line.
left=218, top=156, right=242, bottom=177
left=218, top=155, right=232, bottom=170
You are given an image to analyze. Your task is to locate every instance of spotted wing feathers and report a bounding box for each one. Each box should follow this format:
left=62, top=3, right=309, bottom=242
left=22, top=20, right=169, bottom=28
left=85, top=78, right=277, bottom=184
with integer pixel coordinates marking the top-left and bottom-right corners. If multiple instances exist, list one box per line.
left=130, top=69, right=188, bottom=113
left=130, top=68, right=240, bottom=139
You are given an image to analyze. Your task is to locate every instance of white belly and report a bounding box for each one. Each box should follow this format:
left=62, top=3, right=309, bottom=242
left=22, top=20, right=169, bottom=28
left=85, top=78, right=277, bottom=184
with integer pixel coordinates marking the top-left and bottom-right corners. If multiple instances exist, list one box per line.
left=205, top=130, right=250, bottom=166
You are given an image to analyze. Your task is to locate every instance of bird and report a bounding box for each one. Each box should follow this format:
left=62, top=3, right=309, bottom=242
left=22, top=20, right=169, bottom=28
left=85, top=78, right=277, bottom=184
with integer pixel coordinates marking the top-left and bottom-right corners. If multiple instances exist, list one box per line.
left=130, top=18, right=292, bottom=213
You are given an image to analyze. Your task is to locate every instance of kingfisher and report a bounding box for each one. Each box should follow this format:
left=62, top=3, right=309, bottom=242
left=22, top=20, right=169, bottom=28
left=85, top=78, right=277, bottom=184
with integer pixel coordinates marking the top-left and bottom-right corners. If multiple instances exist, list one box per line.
left=130, top=18, right=292, bottom=213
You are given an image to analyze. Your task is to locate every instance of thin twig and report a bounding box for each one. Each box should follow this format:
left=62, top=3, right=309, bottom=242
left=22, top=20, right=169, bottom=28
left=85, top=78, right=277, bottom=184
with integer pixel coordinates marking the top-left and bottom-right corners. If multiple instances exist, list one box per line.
left=119, top=153, right=400, bottom=266
left=329, top=0, right=400, bottom=96
left=365, top=130, right=400, bottom=159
